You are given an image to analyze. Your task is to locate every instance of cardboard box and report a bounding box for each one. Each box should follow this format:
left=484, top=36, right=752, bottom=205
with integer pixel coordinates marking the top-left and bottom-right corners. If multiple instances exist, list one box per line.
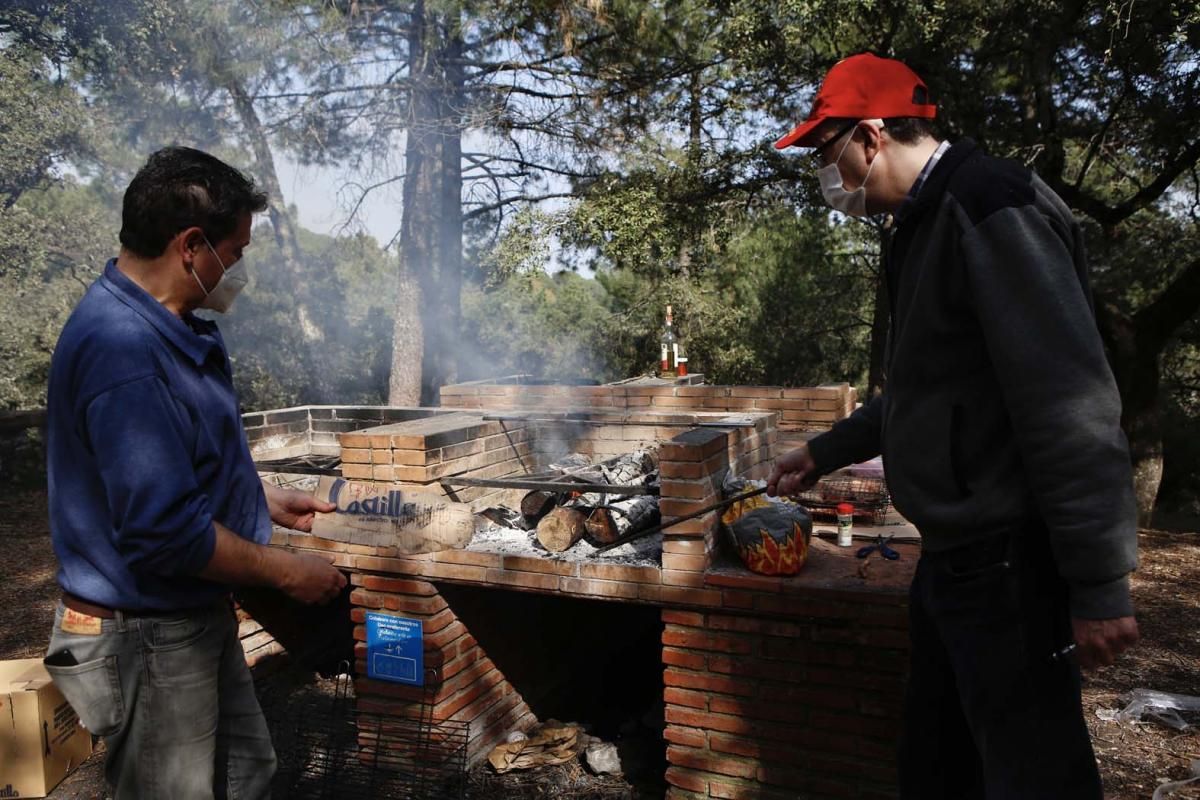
left=0, top=659, right=93, bottom=798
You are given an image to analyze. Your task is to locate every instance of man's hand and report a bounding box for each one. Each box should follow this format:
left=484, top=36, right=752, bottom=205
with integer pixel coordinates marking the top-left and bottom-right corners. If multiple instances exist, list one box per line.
left=1071, top=616, right=1139, bottom=669
left=203, top=522, right=346, bottom=605
left=766, top=445, right=820, bottom=497
left=264, top=484, right=334, bottom=532
left=278, top=552, right=347, bottom=605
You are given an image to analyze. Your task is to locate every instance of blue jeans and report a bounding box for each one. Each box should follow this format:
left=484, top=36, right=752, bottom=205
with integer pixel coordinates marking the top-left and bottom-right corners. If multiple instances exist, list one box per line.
left=44, top=600, right=276, bottom=799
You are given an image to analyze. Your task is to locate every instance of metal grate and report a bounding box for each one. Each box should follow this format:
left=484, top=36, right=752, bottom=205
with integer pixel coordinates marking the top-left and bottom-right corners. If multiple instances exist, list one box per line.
left=796, top=473, right=891, bottom=525
left=286, top=664, right=468, bottom=800
left=254, top=453, right=343, bottom=476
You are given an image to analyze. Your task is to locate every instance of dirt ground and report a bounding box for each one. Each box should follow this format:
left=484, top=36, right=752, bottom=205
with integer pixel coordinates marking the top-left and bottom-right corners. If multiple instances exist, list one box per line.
left=3, top=487, right=1197, bottom=799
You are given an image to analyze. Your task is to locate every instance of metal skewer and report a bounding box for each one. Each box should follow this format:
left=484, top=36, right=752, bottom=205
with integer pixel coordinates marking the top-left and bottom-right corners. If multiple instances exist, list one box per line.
left=594, top=486, right=770, bottom=553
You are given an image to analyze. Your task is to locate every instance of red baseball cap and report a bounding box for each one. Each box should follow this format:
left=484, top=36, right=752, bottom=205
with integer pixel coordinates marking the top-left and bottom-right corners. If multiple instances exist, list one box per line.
left=774, top=53, right=937, bottom=149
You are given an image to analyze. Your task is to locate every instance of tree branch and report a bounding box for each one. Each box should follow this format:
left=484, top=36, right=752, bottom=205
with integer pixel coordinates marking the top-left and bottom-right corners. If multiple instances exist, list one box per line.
left=462, top=192, right=575, bottom=221
left=1054, top=138, right=1200, bottom=228
left=1134, top=256, right=1200, bottom=351
left=337, top=173, right=407, bottom=232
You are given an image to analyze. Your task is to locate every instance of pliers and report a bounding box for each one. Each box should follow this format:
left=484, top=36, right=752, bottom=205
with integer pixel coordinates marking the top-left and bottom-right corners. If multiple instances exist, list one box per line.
left=856, top=534, right=900, bottom=560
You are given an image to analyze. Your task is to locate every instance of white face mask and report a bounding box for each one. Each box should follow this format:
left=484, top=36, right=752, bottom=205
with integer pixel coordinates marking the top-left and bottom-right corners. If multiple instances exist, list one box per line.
left=817, top=123, right=880, bottom=218
left=192, top=237, right=248, bottom=313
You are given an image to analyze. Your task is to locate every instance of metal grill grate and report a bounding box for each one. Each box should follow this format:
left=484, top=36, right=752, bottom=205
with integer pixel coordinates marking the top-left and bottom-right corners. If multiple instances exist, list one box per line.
left=285, top=664, right=468, bottom=800
left=254, top=453, right=342, bottom=476
left=796, top=474, right=891, bottom=525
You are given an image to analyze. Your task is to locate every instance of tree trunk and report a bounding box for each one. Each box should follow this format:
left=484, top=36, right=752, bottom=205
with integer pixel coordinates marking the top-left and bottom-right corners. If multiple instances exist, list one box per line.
left=392, top=5, right=465, bottom=407
left=423, top=30, right=465, bottom=404
left=1096, top=258, right=1200, bottom=525
left=687, top=69, right=702, bottom=166
left=1096, top=302, right=1161, bottom=527
left=392, top=0, right=438, bottom=406
left=226, top=79, right=324, bottom=345
left=388, top=257, right=423, bottom=405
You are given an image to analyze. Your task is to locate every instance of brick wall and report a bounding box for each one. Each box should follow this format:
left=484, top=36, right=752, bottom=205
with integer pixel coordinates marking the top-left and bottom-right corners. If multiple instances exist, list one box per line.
left=336, top=415, right=536, bottom=509
left=439, top=381, right=856, bottom=432
left=337, top=551, right=911, bottom=791
left=660, top=597, right=908, bottom=800
left=244, top=405, right=452, bottom=461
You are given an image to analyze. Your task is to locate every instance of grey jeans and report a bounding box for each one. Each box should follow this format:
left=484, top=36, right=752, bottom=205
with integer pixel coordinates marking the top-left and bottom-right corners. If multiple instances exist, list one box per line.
left=44, top=600, right=276, bottom=799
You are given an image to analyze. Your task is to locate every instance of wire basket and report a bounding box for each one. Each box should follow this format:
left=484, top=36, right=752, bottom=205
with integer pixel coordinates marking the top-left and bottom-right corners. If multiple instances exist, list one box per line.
left=286, top=664, right=468, bottom=800
left=795, top=472, right=891, bottom=525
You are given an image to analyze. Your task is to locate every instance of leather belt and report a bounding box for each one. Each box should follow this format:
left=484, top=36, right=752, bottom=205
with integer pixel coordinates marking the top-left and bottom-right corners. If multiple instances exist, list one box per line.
left=62, top=592, right=117, bottom=619
left=61, top=592, right=197, bottom=620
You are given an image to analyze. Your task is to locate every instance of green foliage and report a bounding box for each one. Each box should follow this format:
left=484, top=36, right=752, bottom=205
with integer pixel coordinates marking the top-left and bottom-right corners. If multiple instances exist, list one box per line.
left=478, top=208, right=560, bottom=286
left=567, top=166, right=700, bottom=276
left=582, top=207, right=874, bottom=387
left=0, top=182, right=116, bottom=409
left=217, top=226, right=397, bottom=411
left=0, top=45, right=89, bottom=217
left=460, top=271, right=617, bottom=381
left=469, top=188, right=874, bottom=388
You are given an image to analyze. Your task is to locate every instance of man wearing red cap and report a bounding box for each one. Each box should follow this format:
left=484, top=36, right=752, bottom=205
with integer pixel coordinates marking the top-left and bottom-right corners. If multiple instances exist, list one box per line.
left=767, top=53, right=1138, bottom=798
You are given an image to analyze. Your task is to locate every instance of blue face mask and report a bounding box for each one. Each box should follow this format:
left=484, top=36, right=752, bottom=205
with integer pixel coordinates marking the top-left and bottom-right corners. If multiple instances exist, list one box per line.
left=192, top=237, right=248, bottom=313
left=817, top=121, right=881, bottom=217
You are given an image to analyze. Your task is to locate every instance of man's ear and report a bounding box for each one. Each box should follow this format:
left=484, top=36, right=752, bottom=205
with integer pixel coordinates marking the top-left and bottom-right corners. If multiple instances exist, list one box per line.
left=858, top=120, right=884, bottom=161
left=174, top=227, right=206, bottom=267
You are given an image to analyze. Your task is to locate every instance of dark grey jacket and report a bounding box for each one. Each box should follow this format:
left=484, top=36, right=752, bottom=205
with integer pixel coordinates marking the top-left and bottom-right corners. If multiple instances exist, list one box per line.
left=807, top=139, right=1137, bottom=619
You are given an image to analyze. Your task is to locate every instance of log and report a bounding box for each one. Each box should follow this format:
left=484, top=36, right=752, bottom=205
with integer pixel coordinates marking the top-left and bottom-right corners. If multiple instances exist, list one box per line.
left=520, top=455, right=604, bottom=528
left=536, top=506, right=588, bottom=552
left=520, top=490, right=559, bottom=527
left=572, top=449, right=658, bottom=509
left=585, top=495, right=660, bottom=545
left=600, top=450, right=658, bottom=486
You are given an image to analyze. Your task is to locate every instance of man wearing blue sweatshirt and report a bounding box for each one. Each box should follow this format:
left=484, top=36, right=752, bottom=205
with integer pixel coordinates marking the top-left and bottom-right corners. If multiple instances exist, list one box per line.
left=768, top=54, right=1138, bottom=799
left=43, top=147, right=347, bottom=799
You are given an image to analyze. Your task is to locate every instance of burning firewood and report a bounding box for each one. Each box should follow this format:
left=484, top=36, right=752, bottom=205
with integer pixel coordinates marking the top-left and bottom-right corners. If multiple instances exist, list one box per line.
left=520, top=450, right=658, bottom=533
left=549, top=450, right=659, bottom=549
left=566, top=449, right=657, bottom=509
left=519, top=490, right=558, bottom=528
left=536, top=506, right=589, bottom=552
left=518, top=453, right=601, bottom=528
left=585, top=495, right=661, bottom=545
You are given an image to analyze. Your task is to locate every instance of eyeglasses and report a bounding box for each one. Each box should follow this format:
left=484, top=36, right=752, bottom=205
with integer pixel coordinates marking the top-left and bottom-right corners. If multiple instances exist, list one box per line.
left=809, top=120, right=860, bottom=167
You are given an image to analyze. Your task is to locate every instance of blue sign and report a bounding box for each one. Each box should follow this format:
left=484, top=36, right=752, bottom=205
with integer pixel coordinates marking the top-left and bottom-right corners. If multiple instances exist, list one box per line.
left=365, top=612, right=424, bottom=686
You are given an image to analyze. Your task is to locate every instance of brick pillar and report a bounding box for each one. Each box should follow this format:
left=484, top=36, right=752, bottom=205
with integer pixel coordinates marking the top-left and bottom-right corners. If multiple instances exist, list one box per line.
left=661, top=600, right=908, bottom=800
left=658, top=428, right=729, bottom=606
left=657, top=416, right=779, bottom=607
left=350, top=575, right=536, bottom=765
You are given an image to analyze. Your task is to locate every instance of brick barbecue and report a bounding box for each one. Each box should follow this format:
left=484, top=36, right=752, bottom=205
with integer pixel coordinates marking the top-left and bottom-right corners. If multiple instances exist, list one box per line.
left=247, top=378, right=917, bottom=800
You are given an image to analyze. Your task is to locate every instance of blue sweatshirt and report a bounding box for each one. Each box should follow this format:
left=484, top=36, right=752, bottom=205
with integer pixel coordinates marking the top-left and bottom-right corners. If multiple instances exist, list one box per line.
left=46, top=259, right=271, bottom=611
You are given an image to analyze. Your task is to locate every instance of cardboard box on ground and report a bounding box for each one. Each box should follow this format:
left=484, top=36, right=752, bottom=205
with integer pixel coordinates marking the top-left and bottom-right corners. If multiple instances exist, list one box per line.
left=311, top=477, right=475, bottom=554
left=0, top=659, right=92, bottom=798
